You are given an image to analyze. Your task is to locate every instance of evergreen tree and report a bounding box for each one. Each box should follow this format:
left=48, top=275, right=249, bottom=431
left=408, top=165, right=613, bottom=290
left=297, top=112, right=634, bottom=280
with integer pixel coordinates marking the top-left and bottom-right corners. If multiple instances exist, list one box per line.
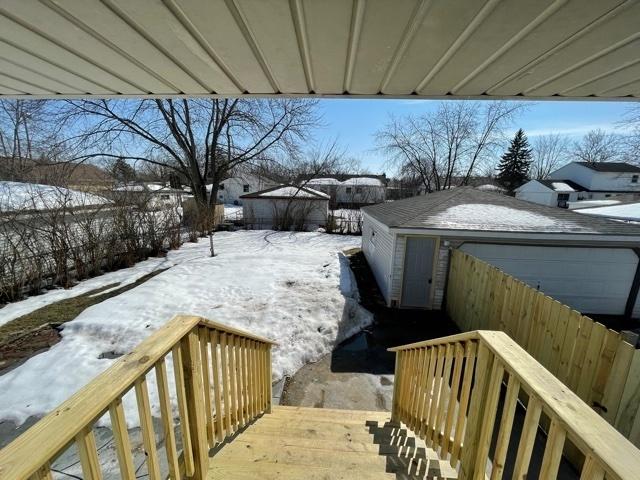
left=496, top=128, right=532, bottom=192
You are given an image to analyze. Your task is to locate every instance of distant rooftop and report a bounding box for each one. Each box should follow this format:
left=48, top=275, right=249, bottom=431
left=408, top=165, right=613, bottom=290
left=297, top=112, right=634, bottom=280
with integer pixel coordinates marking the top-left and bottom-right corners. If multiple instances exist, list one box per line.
left=240, top=185, right=330, bottom=200
left=536, top=179, right=586, bottom=192
left=576, top=162, right=640, bottom=173
left=362, top=187, right=640, bottom=236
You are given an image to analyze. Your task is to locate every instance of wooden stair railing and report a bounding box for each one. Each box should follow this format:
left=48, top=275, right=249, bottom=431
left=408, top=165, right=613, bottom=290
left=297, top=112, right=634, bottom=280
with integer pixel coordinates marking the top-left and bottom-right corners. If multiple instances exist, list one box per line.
left=0, top=314, right=277, bottom=480
left=389, top=330, right=640, bottom=480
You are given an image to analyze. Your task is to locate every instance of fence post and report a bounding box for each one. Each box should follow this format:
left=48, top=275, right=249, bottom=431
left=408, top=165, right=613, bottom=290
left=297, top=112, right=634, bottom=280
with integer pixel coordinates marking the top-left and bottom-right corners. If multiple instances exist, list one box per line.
left=181, top=330, right=209, bottom=480
left=266, top=344, right=273, bottom=413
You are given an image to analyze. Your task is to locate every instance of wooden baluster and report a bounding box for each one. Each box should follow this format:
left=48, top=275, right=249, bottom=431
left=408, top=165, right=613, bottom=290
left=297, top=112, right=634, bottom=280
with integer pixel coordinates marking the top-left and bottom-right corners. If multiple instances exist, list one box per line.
left=256, top=341, right=264, bottom=412
left=266, top=344, right=273, bottom=413
left=512, top=396, right=542, bottom=479
left=228, top=335, right=239, bottom=429
left=155, top=358, right=180, bottom=480
left=539, top=419, right=567, bottom=480
left=199, top=328, right=214, bottom=446
left=181, top=331, right=209, bottom=480
left=235, top=336, right=245, bottom=426
left=415, top=347, right=432, bottom=434
left=210, top=330, right=224, bottom=442
left=220, top=332, right=233, bottom=436
left=420, top=347, right=438, bottom=438
left=472, top=359, right=504, bottom=478
left=135, top=377, right=161, bottom=480
left=108, top=398, right=136, bottom=480
left=490, top=374, right=520, bottom=480
left=29, top=463, right=53, bottom=480
left=398, top=349, right=412, bottom=421
left=408, top=348, right=425, bottom=430
left=580, top=455, right=605, bottom=480
left=442, top=343, right=464, bottom=456
left=249, top=340, right=258, bottom=420
left=459, top=342, right=492, bottom=479
left=451, top=341, right=477, bottom=468
left=76, top=428, right=102, bottom=480
left=434, top=344, right=454, bottom=447
left=172, top=344, right=194, bottom=476
left=426, top=346, right=445, bottom=445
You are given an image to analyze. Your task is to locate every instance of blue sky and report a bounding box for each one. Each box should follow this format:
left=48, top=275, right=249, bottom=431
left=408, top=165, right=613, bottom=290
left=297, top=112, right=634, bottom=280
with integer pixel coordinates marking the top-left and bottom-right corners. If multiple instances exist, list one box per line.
left=311, top=99, right=636, bottom=174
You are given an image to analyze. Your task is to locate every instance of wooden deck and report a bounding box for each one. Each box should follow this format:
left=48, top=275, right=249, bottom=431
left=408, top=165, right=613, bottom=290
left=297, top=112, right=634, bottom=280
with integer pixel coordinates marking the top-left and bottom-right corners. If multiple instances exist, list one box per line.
left=208, top=406, right=457, bottom=479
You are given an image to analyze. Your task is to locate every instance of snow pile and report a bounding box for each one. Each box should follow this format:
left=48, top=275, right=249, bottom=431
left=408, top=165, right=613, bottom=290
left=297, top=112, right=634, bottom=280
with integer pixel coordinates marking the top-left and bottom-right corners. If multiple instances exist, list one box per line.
left=0, top=231, right=371, bottom=427
left=0, top=181, right=109, bottom=212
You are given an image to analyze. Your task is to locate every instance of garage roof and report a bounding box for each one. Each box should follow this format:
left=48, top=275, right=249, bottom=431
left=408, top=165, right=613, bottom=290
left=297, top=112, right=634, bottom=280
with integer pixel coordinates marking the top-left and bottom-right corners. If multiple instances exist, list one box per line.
left=362, top=187, right=640, bottom=235
left=0, top=0, right=639, bottom=99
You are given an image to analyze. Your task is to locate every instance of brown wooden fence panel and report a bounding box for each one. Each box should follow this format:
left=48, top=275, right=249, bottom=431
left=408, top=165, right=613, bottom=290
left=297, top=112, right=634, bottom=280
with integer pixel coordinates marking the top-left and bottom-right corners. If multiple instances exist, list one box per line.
left=445, top=249, right=640, bottom=448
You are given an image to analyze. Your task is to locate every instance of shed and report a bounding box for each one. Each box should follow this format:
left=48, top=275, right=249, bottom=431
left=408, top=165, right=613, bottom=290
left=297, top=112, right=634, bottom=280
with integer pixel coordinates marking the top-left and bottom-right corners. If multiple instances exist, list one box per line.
left=241, top=185, right=329, bottom=231
left=361, top=187, right=640, bottom=317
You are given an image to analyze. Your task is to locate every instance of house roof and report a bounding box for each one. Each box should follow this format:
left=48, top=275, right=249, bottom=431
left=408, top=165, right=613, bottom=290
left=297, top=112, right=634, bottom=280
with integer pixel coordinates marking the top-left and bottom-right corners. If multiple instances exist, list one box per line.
left=577, top=201, right=640, bottom=222
left=362, top=187, right=640, bottom=236
left=536, top=179, right=586, bottom=192
left=576, top=162, right=640, bottom=173
left=240, top=185, right=330, bottom=200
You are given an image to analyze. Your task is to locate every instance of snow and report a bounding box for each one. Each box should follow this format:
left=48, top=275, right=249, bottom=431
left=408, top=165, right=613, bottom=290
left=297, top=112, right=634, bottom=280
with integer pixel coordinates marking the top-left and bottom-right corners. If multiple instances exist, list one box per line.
left=257, top=186, right=329, bottom=198
left=551, top=182, right=575, bottom=192
left=430, top=203, right=589, bottom=231
left=568, top=199, right=621, bottom=209
left=0, top=231, right=371, bottom=427
left=224, top=204, right=243, bottom=220
left=475, top=184, right=503, bottom=192
left=576, top=202, right=640, bottom=221
left=308, top=177, right=383, bottom=187
left=0, top=181, right=109, bottom=211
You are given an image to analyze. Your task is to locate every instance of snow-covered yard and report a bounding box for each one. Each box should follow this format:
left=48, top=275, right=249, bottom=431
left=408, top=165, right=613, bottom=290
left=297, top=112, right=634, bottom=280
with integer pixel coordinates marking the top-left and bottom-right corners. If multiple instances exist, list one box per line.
left=0, top=230, right=370, bottom=427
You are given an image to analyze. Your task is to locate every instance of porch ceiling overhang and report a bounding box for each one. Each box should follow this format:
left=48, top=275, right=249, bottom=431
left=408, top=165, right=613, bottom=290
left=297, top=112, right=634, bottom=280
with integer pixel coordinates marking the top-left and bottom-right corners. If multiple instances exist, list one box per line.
left=0, top=0, right=639, bottom=100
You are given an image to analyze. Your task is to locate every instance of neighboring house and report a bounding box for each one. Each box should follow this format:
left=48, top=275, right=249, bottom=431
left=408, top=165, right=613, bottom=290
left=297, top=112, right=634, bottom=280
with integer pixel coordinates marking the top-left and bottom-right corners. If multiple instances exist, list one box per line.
left=361, top=187, right=640, bottom=317
left=305, top=174, right=387, bottom=208
left=0, top=181, right=109, bottom=212
left=216, top=174, right=278, bottom=205
left=517, top=162, right=640, bottom=208
left=241, top=185, right=329, bottom=231
left=112, top=183, right=184, bottom=209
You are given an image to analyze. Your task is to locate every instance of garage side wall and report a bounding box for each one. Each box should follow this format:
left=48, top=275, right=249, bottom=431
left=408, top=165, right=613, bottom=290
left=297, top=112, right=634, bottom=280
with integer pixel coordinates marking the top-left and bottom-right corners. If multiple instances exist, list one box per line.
left=362, top=214, right=394, bottom=305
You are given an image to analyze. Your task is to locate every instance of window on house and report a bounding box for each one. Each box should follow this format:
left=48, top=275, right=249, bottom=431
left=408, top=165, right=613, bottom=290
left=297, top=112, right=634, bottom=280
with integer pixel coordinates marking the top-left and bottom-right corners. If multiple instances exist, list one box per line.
left=243, top=184, right=250, bottom=192
left=160, top=194, right=170, bottom=200
left=346, top=187, right=352, bottom=194
left=632, top=175, right=638, bottom=183
left=219, top=183, right=225, bottom=190
left=605, top=194, right=612, bottom=198
left=557, top=193, right=569, bottom=208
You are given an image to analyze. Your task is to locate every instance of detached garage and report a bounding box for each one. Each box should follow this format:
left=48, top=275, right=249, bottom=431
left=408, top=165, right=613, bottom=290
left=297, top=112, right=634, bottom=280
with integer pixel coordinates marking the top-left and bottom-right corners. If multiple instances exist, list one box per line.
left=361, top=187, right=640, bottom=317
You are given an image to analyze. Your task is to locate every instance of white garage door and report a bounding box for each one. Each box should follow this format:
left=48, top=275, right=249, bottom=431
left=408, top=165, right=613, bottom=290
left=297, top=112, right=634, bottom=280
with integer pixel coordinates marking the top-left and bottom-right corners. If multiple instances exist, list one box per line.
left=459, top=243, right=638, bottom=315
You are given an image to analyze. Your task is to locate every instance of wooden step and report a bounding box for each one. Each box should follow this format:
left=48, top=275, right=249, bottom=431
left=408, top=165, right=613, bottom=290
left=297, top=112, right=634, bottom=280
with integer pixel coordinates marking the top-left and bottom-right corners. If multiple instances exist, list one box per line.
left=207, top=406, right=457, bottom=479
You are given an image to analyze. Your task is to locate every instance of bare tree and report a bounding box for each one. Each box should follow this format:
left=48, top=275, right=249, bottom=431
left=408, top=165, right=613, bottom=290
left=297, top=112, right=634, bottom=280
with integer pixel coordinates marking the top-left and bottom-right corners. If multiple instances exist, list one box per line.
left=59, top=99, right=319, bottom=229
left=571, top=129, right=623, bottom=163
left=619, top=106, right=640, bottom=163
left=376, top=101, right=525, bottom=193
left=530, top=134, right=569, bottom=179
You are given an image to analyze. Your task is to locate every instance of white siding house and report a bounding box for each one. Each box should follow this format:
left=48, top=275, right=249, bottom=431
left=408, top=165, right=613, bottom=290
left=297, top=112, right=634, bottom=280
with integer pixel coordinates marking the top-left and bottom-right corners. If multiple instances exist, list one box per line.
left=517, top=162, right=640, bottom=208
left=362, top=187, right=640, bottom=317
left=306, top=176, right=386, bottom=207
left=215, top=174, right=278, bottom=205
left=241, top=185, right=329, bottom=231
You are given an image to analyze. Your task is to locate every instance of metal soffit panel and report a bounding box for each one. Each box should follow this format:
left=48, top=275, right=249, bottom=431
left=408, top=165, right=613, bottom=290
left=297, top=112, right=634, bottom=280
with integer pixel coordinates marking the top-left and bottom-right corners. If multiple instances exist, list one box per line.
left=0, top=0, right=638, bottom=99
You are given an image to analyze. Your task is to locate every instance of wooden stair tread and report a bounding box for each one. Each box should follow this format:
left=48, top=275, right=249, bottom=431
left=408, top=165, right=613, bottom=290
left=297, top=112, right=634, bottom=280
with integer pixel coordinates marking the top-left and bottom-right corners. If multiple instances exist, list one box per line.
left=208, top=407, right=457, bottom=479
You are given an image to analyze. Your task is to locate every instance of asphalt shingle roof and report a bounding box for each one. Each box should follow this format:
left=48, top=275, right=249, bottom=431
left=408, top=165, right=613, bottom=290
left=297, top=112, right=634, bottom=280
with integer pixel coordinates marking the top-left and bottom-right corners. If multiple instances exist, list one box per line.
left=577, top=162, right=640, bottom=173
left=362, top=187, right=640, bottom=236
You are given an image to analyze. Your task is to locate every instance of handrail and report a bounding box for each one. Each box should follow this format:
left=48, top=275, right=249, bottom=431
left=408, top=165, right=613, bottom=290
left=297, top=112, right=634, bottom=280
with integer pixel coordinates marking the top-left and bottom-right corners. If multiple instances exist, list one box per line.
left=0, top=314, right=277, bottom=480
left=389, top=330, right=640, bottom=480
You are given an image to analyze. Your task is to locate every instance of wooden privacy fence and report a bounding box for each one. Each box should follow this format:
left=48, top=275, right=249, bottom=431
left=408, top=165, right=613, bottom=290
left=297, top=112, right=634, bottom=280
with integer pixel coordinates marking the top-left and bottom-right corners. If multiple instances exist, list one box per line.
left=389, top=331, right=640, bottom=480
left=446, top=249, right=640, bottom=448
left=0, top=315, right=276, bottom=480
